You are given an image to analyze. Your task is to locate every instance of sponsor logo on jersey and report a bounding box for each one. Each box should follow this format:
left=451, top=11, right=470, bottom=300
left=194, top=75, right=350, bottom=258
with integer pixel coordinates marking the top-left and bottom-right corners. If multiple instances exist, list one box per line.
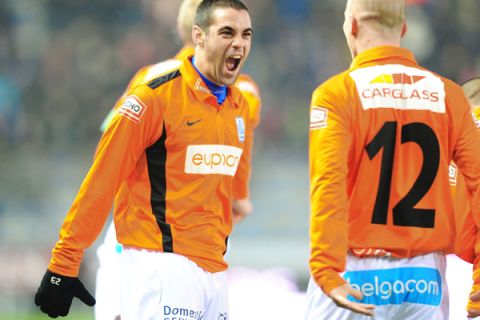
left=310, top=106, right=328, bottom=130
left=118, top=95, right=147, bottom=123
left=344, top=267, right=442, bottom=306
left=370, top=73, right=426, bottom=85
left=194, top=77, right=210, bottom=94
left=350, top=65, right=446, bottom=113
left=163, top=305, right=204, bottom=320
left=448, top=162, right=458, bottom=186
left=186, top=119, right=202, bottom=126
left=235, top=117, right=245, bottom=142
left=185, top=145, right=243, bottom=176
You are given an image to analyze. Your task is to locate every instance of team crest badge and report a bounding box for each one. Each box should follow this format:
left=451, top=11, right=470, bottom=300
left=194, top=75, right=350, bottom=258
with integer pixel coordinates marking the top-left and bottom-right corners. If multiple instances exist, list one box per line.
left=235, top=117, right=245, bottom=142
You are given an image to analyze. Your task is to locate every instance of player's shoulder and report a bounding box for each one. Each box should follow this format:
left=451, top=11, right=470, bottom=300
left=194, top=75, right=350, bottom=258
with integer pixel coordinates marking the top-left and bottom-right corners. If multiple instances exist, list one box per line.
left=147, top=68, right=182, bottom=90
left=121, top=67, right=182, bottom=111
left=142, top=59, right=183, bottom=85
left=235, top=74, right=260, bottom=99
left=127, top=59, right=184, bottom=95
left=231, top=84, right=249, bottom=106
left=424, top=68, right=462, bottom=93
left=427, top=70, right=472, bottom=115
left=312, top=70, right=351, bottom=102
left=412, top=66, right=466, bottom=102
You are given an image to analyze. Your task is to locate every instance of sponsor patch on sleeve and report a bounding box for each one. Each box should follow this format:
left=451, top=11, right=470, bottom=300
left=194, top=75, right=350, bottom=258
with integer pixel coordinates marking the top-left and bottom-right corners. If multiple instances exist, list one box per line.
left=448, top=162, right=457, bottom=186
left=118, top=95, right=147, bottom=123
left=310, top=106, right=328, bottom=130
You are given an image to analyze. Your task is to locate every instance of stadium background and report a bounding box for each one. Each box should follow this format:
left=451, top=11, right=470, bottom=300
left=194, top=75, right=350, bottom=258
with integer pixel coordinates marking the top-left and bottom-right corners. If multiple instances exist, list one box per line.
left=1, top=0, right=480, bottom=318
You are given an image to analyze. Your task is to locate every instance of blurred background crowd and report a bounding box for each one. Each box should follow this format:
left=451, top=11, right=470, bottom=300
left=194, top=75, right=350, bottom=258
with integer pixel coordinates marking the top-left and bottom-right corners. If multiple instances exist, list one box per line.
left=1, top=0, right=480, bottom=317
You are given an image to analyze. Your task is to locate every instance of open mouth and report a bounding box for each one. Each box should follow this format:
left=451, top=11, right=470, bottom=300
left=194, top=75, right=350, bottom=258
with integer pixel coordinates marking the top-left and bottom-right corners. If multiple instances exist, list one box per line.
left=226, top=54, right=242, bottom=72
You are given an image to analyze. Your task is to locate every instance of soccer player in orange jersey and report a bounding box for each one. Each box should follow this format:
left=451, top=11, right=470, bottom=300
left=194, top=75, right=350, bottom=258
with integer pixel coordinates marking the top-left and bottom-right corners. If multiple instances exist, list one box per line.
left=305, top=0, right=480, bottom=319
left=34, top=1, right=254, bottom=319
left=94, top=1, right=261, bottom=319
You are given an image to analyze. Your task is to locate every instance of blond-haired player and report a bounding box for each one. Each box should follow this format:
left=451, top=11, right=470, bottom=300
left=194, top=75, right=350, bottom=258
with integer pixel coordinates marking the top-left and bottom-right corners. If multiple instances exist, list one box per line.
left=306, top=0, right=480, bottom=319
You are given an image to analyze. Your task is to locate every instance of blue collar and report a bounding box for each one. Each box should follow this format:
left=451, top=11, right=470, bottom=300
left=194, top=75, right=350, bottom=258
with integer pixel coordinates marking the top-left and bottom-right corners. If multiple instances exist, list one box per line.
left=191, top=56, right=227, bottom=105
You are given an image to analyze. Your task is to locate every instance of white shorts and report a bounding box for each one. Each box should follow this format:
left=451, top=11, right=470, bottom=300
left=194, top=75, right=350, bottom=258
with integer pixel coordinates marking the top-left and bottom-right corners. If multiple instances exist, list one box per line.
left=120, top=247, right=228, bottom=320
left=95, top=222, right=123, bottom=320
left=304, top=253, right=449, bottom=320
left=446, top=254, right=472, bottom=319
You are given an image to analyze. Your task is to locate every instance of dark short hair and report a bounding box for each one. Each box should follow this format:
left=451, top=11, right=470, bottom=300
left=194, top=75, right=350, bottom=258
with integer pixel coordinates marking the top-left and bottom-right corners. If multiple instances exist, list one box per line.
left=194, top=0, right=249, bottom=30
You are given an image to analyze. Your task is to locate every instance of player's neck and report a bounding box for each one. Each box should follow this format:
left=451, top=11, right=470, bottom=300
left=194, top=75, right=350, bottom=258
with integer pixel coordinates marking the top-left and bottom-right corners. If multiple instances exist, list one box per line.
left=355, top=34, right=402, bottom=56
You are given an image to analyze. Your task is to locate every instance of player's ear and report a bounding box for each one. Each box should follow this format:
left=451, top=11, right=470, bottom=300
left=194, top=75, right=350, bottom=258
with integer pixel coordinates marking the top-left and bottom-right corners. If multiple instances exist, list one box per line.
left=351, top=17, right=358, bottom=37
left=401, top=21, right=408, bottom=38
left=192, top=25, right=205, bottom=47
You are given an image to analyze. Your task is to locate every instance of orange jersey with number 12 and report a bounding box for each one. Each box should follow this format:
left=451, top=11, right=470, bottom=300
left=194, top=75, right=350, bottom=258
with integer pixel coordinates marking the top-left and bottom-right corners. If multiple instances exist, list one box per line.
left=309, top=46, right=480, bottom=294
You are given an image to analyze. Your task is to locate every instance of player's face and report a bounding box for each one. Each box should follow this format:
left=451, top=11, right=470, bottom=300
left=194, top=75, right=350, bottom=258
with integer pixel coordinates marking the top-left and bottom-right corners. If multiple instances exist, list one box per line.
left=200, top=8, right=252, bottom=86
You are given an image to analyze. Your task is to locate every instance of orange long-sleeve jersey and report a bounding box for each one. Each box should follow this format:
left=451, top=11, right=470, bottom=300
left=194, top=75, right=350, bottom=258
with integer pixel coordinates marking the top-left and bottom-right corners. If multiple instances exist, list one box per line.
left=309, top=46, right=480, bottom=294
left=101, top=47, right=261, bottom=199
left=49, top=54, right=251, bottom=277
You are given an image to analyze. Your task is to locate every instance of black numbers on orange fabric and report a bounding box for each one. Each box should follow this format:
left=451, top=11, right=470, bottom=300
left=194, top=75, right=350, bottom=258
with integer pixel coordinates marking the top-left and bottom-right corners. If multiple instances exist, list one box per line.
left=366, top=122, right=439, bottom=228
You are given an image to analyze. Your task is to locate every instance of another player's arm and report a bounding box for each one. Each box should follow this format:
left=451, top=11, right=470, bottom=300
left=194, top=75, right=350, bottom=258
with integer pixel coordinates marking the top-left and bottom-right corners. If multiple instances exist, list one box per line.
left=447, top=92, right=480, bottom=316
left=309, top=83, right=374, bottom=316
left=309, top=83, right=351, bottom=293
left=459, top=106, right=480, bottom=317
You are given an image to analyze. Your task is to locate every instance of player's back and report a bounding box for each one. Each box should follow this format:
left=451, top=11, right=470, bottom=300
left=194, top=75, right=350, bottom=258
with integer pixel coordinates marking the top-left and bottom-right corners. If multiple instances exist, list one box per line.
left=321, top=47, right=477, bottom=257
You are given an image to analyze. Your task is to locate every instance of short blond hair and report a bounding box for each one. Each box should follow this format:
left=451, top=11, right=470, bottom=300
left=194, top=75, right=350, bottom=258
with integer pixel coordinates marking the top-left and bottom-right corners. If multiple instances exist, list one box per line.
left=349, top=0, right=405, bottom=33
left=177, top=0, right=203, bottom=45
left=462, top=77, right=480, bottom=107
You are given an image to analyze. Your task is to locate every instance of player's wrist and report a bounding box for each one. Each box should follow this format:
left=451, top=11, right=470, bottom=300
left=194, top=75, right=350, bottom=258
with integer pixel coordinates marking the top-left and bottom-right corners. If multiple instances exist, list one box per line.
left=44, top=269, right=76, bottom=285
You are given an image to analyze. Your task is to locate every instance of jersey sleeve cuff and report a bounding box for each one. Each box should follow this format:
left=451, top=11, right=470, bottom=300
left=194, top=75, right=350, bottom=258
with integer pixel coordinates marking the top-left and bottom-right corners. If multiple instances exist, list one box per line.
left=313, top=269, right=347, bottom=295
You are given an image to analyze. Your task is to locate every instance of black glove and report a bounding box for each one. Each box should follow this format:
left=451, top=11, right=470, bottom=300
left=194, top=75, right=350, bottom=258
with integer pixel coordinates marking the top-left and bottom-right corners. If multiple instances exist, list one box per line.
left=34, top=270, right=96, bottom=318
